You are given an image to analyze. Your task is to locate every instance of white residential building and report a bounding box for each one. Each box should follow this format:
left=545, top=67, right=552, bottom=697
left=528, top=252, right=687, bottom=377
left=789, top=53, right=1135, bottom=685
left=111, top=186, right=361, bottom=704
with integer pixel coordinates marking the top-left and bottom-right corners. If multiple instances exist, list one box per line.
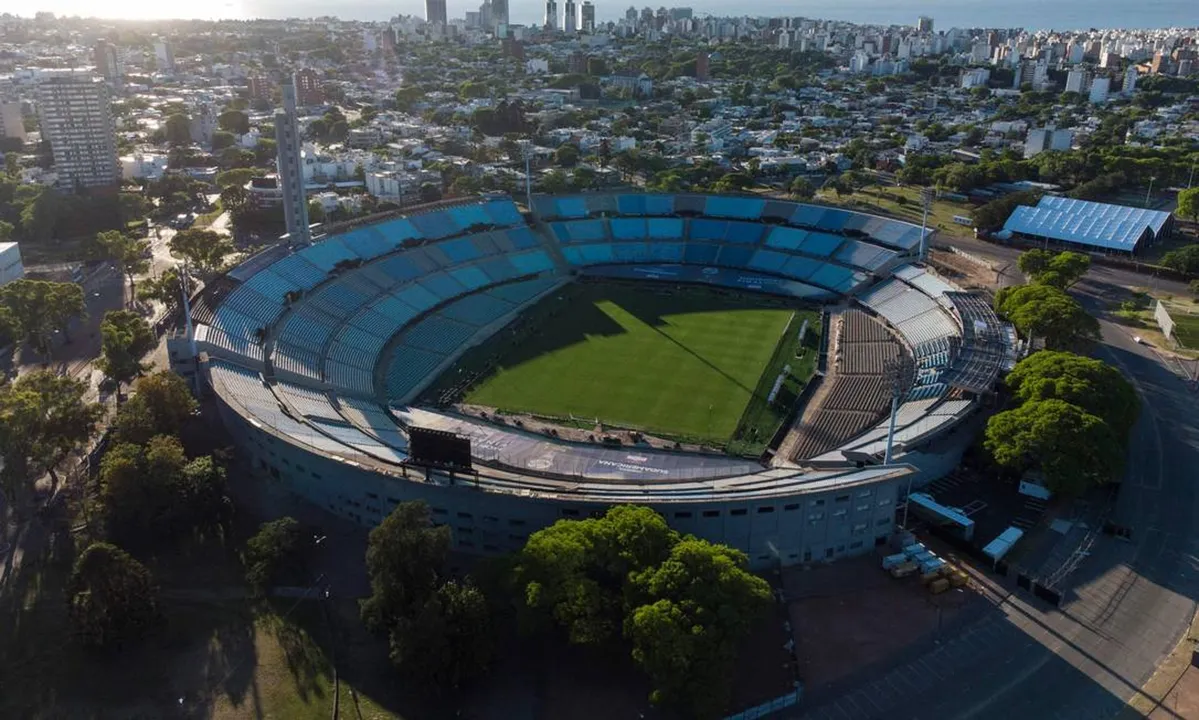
left=960, top=67, right=991, bottom=89
left=1123, top=66, right=1138, bottom=95
left=0, top=242, right=23, bottom=289
left=36, top=73, right=120, bottom=191
left=1089, top=76, right=1111, bottom=103
left=1065, top=68, right=1088, bottom=94
left=1, top=102, right=25, bottom=142
left=120, top=151, right=168, bottom=180
left=154, top=39, right=174, bottom=73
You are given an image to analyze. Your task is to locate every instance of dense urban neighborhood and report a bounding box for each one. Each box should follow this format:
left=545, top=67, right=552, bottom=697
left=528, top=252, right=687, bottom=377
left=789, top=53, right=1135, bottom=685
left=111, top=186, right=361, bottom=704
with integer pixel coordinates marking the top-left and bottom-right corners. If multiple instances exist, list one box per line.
left=1, top=6, right=1198, bottom=720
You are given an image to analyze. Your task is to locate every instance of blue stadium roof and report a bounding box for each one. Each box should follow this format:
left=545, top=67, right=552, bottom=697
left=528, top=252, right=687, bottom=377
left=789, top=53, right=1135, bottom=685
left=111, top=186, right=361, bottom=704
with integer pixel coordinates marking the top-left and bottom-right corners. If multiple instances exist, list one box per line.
left=1002, top=196, right=1172, bottom=252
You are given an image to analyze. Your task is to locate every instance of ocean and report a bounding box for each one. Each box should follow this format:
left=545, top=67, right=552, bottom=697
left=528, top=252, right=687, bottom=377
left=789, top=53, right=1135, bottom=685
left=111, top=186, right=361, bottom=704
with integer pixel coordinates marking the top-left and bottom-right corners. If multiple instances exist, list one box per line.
left=18, top=0, right=1199, bottom=30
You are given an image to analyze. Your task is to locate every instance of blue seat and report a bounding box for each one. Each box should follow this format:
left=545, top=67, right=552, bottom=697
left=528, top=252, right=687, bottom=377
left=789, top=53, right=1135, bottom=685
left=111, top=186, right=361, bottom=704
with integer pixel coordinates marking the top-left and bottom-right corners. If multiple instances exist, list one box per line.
left=643, top=195, right=675, bottom=216
left=704, top=196, right=765, bottom=219
left=509, top=250, right=554, bottom=275
left=611, top=218, right=647, bottom=240
left=448, top=204, right=491, bottom=229
left=478, top=256, right=520, bottom=282
left=419, top=272, right=466, bottom=301
left=396, top=283, right=440, bottom=313
left=809, top=263, right=853, bottom=290
left=374, top=254, right=422, bottom=282
left=748, top=249, right=789, bottom=272
left=449, top=264, right=491, bottom=291
left=338, top=227, right=398, bottom=260
left=647, top=218, right=684, bottom=239
left=566, top=220, right=607, bottom=242
left=724, top=221, right=763, bottom=244
left=438, top=237, right=482, bottom=263
left=374, top=217, right=421, bottom=244
left=689, top=218, right=727, bottom=241
left=765, top=226, right=807, bottom=250
left=410, top=211, right=461, bottom=240
left=683, top=243, right=720, bottom=265
left=484, top=199, right=523, bottom=227
left=716, top=245, right=754, bottom=268
left=646, top=242, right=684, bottom=262
left=298, top=239, right=356, bottom=271
left=617, top=195, right=646, bottom=215
left=782, top=256, right=820, bottom=280
left=813, top=208, right=851, bottom=232
left=798, top=232, right=844, bottom=257
left=790, top=204, right=826, bottom=228
left=555, top=197, right=588, bottom=218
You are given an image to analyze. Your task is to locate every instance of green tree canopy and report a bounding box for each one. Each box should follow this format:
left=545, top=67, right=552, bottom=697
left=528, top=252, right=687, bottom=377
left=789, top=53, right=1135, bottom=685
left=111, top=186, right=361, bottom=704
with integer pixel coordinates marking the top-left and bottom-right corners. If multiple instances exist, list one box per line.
left=0, top=370, right=100, bottom=506
left=210, top=130, right=237, bottom=151
left=789, top=176, right=814, bottom=200
left=99, top=435, right=230, bottom=549
left=216, top=167, right=256, bottom=189
left=1017, top=249, right=1091, bottom=289
left=164, top=113, right=192, bottom=146
left=387, top=579, right=493, bottom=692
left=555, top=144, right=580, bottom=167
left=244, top=516, right=306, bottom=593
left=1178, top=187, right=1199, bottom=223
left=361, top=500, right=451, bottom=633
left=0, top=279, right=86, bottom=357
left=995, top=283, right=1099, bottom=350
left=513, top=506, right=768, bottom=717
left=169, top=229, right=235, bottom=277
left=1161, top=245, right=1199, bottom=275
left=93, top=230, right=150, bottom=302
left=68, top=542, right=159, bottom=649
left=217, top=109, right=250, bottom=135
left=137, top=267, right=184, bottom=307
left=1005, top=351, right=1139, bottom=436
left=97, top=310, right=155, bottom=391
left=985, top=399, right=1123, bottom=495
left=112, top=370, right=197, bottom=444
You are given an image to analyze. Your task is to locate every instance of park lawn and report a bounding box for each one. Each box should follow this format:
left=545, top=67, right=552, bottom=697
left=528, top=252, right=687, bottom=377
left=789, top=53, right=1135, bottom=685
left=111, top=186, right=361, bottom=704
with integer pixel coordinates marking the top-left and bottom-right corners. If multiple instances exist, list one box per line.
left=1170, top=312, right=1199, bottom=350
left=820, top=185, right=978, bottom=239
left=461, top=284, right=802, bottom=446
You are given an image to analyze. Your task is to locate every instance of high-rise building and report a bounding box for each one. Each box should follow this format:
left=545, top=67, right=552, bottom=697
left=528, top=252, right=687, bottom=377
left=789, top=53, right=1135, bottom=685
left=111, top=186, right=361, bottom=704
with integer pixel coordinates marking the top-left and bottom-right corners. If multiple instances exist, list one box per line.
left=696, top=52, right=710, bottom=81
left=1089, top=76, right=1111, bottom=104
left=93, top=41, right=123, bottom=91
left=36, top=74, right=119, bottom=191
left=563, top=0, right=577, bottom=32
left=153, top=38, right=174, bottom=74
left=580, top=1, right=595, bottom=32
left=1, top=102, right=26, bottom=142
left=625, top=5, right=637, bottom=23
left=1065, top=68, right=1088, bottom=94
left=425, top=0, right=447, bottom=25
left=275, top=80, right=311, bottom=245
left=293, top=68, right=324, bottom=106
left=1123, top=66, right=1138, bottom=95
left=491, top=0, right=509, bottom=29
left=546, top=0, right=559, bottom=29
left=916, top=15, right=933, bottom=33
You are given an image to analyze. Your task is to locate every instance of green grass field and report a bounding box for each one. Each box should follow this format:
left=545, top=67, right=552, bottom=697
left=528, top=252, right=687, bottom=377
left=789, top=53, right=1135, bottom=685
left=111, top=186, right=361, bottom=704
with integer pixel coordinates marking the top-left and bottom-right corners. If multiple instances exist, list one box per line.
left=452, top=283, right=819, bottom=450
left=1171, top=312, right=1199, bottom=350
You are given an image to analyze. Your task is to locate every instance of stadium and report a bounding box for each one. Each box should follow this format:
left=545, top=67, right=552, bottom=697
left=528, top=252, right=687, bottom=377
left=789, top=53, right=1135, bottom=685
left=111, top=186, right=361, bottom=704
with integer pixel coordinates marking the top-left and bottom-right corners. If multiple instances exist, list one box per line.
left=186, top=192, right=1015, bottom=568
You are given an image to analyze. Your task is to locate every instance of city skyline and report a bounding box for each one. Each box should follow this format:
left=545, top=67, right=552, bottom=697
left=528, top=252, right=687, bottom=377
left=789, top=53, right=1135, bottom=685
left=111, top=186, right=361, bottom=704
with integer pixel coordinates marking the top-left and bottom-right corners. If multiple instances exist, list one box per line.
left=7, top=0, right=1199, bottom=31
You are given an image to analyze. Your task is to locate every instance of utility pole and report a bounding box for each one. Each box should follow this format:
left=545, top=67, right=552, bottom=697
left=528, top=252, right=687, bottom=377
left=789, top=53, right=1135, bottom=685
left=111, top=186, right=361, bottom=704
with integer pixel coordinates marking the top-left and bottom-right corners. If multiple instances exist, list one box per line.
left=521, top=139, right=533, bottom=209
left=1145, top=176, right=1156, bottom=208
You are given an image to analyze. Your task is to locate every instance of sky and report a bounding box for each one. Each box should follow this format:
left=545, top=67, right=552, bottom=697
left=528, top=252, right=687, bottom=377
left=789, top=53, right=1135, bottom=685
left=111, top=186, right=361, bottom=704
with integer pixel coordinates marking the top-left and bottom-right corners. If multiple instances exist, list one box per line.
left=8, top=0, right=1199, bottom=31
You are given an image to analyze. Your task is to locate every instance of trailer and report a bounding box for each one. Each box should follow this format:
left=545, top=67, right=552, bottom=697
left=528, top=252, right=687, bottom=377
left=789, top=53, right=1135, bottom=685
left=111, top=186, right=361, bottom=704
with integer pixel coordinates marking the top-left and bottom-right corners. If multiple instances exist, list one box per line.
left=882, top=553, right=909, bottom=570
left=890, top=561, right=919, bottom=578
left=929, top=578, right=951, bottom=594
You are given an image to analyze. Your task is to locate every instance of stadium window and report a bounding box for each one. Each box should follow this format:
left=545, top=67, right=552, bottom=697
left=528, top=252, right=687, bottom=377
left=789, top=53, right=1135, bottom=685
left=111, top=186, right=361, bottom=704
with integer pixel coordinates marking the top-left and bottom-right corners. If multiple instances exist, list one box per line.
left=561, top=509, right=580, bottom=517
left=508, top=534, right=526, bottom=543
left=757, top=506, right=775, bottom=514
left=296, top=464, right=305, bottom=473
left=835, top=494, right=849, bottom=503
left=674, top=511, right=693, bottom=519
left=825, top=548, right=834, bottom=559
left=457, top=527, right=474, bottom=535
left=758, top=555, right=771, bottom=561
left=803, top=550, right=812, bottom=562
left=367, top=492, right=378, bottom=500
left=483, top=515, right=499, bottom=523
left=850, top=541, right=864, bottom=549
left=281, top=458, right=290, bottom=466
left=833, top=509, right=847, bottom=518
left=857, top=489, right=873, bottom=498
left=853, top=523, right=868, bottom=533
left=856, top=503, right=870, bottom=512
left=702, top=510, right=720, bottom=518
left=878, top=498, right=892, bottom=507
left=784, top=504, right=800, bottom=511
left=460, top=540, right=475, bottom=548
left=432, top=507, right=448, bottom=515
left=836, top=545, right=845, bottom=553
left=808, top=512, right=824, bottom=521
left=269, top=466, right=280, bottom=480
left=483, top=544, right=498, bottom=552
left=509, top=519, right=527, bottom=527
left=457, top=512, right=473, bottom=520
left=312, top=473, right=322, bottom=480
left=730, top=508, right=748, bottom=516
left=810, top=499, right=825, bottom=507
left=877, top=517, right=891, bottom=526
left=388, top=497, right=400, bottom=504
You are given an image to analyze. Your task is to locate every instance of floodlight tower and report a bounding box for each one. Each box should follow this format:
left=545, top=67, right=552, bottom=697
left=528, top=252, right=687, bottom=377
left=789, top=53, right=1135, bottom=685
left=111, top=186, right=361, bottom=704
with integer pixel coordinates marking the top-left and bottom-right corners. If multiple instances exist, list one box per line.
left=919, top=186, right=934, bottom=262
left=883, top=355, right=915, bottom=527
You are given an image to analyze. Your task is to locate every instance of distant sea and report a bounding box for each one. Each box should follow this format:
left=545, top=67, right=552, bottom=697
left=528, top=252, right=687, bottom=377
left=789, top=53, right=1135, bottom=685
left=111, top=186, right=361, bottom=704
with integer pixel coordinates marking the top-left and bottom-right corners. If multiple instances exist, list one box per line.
left=19, top=0, right=1199, bottom=30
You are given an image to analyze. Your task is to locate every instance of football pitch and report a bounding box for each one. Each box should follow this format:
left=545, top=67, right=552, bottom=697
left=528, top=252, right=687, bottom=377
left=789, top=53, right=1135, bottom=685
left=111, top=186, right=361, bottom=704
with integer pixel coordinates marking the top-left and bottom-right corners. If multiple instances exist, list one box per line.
left=453, top=283, right=820, bottom=449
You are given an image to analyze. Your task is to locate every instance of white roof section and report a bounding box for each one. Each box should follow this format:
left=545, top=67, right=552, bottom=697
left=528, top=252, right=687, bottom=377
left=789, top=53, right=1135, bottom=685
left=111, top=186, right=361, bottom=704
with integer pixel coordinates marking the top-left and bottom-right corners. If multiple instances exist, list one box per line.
left=1003, top=196, right=1172, bottom=252
left=983, top=526, right=1025, bottom=562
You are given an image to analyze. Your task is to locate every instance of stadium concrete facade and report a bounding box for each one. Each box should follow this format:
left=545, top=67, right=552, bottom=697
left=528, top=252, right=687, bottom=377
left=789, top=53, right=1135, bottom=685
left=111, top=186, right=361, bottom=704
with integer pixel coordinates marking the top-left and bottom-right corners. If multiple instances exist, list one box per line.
left=187, top=192, right=1014, bottom=568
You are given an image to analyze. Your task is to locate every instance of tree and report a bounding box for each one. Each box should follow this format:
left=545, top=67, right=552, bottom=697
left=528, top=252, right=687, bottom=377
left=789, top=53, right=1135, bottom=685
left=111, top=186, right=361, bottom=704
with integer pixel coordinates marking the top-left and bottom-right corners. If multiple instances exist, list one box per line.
left=119, top=193, right=152, bottom=224
left=360, top=501, right=451, bottom=633
left=210, top=130, right=236, bottom=151
left=1176, top=187, right=1199, bottom=223
left=555, top=144, right=580, bottom=167
left=216, top=167, right=256, bottom=189
left=1006, top=351, right=1138, bottom=436
left=0, top=371, right=101, bottom=507
left=307, top=200, right=326, bottom=224
left=1161, top=245, right=1199, bottom=275
left=0, top=279, right=86, bottom=358
left=1017, top=249, right=1091, bottom=289
left=387, top=579, right=493, bottom=692
left=217, top=109, right=250, bottom=135
left=627, top=539, right=771, bottom=717
left=244, top=516, right=306, bottom=593
left=94, top=230, right=150, bottom=304
left=985, top=399, right=1123, bottom=495
left=169, top=229, right=235, bottom=277
left=68, top=542, right=159, bottom=649
left=419, top=182, right=442, bottom=204
left=789, top=176, right=815, bottom=200
left=0, top=219, right=13, bottom=240
left=112, top=370, right=198, bottom=445
left=97, top=310, right=155, bottom=392
left=164, top=114, right=192, bottom=146
left=972, top=189, right=1042, bottom=231
left=137, top=267, right=184, bottom=307
left=99, top=435, right=230, bottom=549
left=995, top=283, right=1099, bottom=350
left=219, top=182, right=250, bottom=219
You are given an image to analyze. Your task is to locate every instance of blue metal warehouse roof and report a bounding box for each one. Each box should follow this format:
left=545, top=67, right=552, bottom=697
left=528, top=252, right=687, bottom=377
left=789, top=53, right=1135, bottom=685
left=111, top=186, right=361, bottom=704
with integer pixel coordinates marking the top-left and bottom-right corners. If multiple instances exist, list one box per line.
left=1003, top=196, right=1171, bottom=252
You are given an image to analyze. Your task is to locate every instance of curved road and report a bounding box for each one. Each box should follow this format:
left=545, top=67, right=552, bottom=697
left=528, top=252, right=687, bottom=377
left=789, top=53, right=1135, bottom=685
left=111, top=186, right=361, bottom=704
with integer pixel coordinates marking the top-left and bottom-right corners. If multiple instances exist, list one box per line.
left=799, top=281, right=1199, bottom=719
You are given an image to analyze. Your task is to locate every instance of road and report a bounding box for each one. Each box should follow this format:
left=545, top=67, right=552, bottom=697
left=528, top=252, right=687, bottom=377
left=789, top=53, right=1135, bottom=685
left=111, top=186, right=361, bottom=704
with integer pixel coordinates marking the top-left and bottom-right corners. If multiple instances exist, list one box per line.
left=797, top=281, right=1199, bottom=719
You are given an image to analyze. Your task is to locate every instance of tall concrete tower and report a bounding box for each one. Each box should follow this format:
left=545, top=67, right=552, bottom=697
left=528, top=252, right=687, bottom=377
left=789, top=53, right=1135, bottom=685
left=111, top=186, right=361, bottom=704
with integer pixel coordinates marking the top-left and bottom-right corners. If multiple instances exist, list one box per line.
left=545, top=0, right=558, bottom=29
left=581, top=1, right=596, bottom=32
left=563, top=0, right=577, bottom=31
left=275, top=80, right=311, bottom=245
